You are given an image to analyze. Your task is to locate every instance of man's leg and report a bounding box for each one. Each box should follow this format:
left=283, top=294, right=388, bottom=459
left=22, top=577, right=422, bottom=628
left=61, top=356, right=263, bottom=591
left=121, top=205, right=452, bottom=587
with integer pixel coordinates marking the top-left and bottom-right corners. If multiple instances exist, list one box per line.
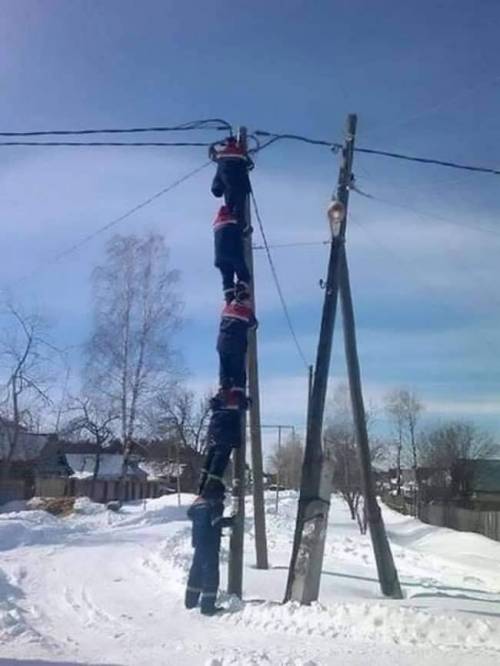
left=198, top=448, right=215, bottom=495
left=207, top=444, right=232, bottom=482
left=185, top=547, right=203, bottom=609
left=218, top=348, right=233, bottom=390
left=230, top=346, right=247, bottom=393
left=214, top=230, right=236, bottom=302
left=200, top=541, right=221, bottom=616
left=232, top=234, right=251, bottom=288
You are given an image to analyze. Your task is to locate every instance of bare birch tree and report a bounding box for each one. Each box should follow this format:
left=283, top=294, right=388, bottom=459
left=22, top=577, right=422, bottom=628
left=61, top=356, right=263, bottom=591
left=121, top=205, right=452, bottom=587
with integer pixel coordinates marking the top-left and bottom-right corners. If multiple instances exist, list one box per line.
left=63, top=396, right=119, bottom=481
left=325, top=384, right=382, bottom=531
left=84, top=234, right=182, bottom=472
left=0, top=304, right=55, bottom=479
left=384, top=390, right=406, bottom=495
left=420, top=421, right=498, bottom=469
left=384, top=388, right=423, bottom=480
left=268, top=432, right=304, bottom=490
left=156, top=388, right=211, bottom=455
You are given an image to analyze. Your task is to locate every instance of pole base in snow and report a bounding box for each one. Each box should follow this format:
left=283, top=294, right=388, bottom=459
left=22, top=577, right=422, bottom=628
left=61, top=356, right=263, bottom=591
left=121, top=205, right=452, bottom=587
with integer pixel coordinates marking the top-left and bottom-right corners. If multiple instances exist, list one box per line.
left=285, top=497, right=331, bottom=605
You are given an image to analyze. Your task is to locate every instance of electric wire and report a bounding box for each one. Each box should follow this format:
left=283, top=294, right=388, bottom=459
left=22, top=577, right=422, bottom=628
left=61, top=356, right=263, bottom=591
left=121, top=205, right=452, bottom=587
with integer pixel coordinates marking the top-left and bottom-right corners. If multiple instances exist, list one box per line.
left=354, top=146, right=500, bottom=176
left=349, top=213, right=500, bottom=355
left=353, top=188, right=500, bottom=238
left=254, top=130, right=500, bottom=177
left=20, top=160, right=211, bottom=281
left=1, top=119, right=499, bottom=179
left=0, top=118, right=231, bottom=137
left=253, top=240, right=330, bottom=250
left=0, top=141, right=214, bottom=147
left=250, top=191, right=311, bottom=370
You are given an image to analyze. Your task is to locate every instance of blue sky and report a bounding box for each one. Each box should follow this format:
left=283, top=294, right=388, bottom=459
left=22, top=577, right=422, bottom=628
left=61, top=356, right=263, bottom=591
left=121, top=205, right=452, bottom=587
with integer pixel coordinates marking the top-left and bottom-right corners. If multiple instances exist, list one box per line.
left=0, top=0, right=499, bottom=450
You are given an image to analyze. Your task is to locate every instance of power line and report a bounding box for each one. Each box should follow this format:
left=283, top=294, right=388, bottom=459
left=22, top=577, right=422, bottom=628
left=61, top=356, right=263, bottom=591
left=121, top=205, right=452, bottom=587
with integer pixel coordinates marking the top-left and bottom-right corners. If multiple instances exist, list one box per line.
left=250, top=190, right=310, bottom=370
left=253, top=240, right=330, bottom=250
left=0, top=141, right=214, bottom=147
left=254, top=130, right=500, bottom=177
left=0, top=118, right=231, bottom=137
left=356, top=189, right=500, bottom=238
left=2, top=120, right=499, bottom=178
left=349, top=213, right=500, bottom=354
left=354, top=146, right=500, bottom=176
left=20, top=160, right=211, bottom=281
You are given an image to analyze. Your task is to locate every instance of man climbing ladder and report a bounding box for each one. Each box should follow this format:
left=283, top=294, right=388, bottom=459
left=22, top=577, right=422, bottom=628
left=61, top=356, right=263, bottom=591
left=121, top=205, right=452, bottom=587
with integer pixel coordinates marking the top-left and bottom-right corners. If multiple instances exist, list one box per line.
left=185, top=133, right=257, bottom=614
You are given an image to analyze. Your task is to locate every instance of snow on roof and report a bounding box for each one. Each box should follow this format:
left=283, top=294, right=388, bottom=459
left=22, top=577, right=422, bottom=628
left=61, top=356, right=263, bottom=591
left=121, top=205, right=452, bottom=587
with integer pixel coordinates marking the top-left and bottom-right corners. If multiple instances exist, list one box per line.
left=138, top=461, right=186, bottom=480
left=65, top=454, right=125, bottom=480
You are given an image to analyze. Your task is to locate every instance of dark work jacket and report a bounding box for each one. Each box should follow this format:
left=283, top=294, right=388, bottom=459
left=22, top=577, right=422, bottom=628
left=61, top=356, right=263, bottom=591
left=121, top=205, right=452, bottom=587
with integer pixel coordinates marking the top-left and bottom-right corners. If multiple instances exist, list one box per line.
left=207, top=409, right=243, bottom=450
left=211, top=160, right=251, bottom=230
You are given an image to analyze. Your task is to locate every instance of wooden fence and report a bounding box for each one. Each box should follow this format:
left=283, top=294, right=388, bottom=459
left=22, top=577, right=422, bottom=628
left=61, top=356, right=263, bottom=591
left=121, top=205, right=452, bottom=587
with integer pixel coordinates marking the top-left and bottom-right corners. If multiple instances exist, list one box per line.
left=0, top=479, right=30, bottom=503
left=418, top=502, right=500, bottom=542
left=34, top=477, right=169, bottom=503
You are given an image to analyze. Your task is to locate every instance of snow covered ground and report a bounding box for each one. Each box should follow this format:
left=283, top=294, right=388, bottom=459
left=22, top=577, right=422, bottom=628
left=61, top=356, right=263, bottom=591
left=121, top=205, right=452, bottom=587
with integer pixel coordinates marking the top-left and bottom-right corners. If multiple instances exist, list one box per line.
left=1, top=492, right=500, bottom=666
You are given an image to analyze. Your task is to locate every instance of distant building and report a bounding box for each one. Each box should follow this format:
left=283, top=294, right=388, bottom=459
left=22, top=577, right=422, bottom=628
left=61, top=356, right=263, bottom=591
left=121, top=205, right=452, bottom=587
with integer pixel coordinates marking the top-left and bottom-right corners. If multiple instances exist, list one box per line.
left=0, top=421, right=51, bottom=502
left=452, top=459, right=500, bottom=506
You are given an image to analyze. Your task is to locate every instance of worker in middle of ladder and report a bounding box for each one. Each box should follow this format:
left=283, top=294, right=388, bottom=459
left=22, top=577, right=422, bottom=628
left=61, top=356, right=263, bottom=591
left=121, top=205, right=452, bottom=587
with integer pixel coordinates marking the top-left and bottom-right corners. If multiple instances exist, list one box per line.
left=198, top=393, right=242, bottom=497
left=213, top=205, right=251, bottom=303
left=216, top=291, right=257, bottom=408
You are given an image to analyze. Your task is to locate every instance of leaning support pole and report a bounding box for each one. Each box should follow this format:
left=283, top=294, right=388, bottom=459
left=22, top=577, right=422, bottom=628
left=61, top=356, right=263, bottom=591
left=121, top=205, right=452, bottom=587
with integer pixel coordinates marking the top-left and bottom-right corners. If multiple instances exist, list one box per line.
left=338, top=248, right=403, bottom=599
left=284, top=115, right=357, bottom=604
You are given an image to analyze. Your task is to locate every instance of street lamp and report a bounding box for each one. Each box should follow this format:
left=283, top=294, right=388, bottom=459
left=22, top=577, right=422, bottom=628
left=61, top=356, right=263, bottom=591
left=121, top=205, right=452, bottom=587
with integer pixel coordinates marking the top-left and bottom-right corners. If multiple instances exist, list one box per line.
left=327, top=199, right=345, bottom=238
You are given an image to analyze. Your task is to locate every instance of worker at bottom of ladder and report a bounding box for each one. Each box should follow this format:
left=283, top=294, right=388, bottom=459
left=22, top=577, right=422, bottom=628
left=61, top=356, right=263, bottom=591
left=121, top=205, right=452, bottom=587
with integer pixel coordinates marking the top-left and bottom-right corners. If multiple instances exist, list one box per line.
left=185, top=479, right=234, bottom=616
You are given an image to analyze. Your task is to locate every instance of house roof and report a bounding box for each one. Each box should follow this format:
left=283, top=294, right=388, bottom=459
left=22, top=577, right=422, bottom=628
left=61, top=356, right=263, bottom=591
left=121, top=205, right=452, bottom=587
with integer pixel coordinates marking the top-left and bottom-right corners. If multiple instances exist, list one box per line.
left=138, top=460, right=185, bottom=480
left=470, top=460, right=500, bottom=493
left=0, top=429, right=48, bottom=462
left=60, top=440, right=123, bottom=455
left=65, top=453, right=145, bottom=480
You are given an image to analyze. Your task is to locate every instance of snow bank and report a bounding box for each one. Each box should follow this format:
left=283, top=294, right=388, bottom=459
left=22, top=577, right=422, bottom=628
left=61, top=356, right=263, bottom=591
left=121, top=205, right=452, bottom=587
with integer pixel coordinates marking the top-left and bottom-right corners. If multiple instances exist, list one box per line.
left=0, top=510, right=65, bottom=551
left=0, top=567, right=42, bottom=644
left=220, top=599, right=500, bottom=652
left=205, top=652, right=319, bottom=666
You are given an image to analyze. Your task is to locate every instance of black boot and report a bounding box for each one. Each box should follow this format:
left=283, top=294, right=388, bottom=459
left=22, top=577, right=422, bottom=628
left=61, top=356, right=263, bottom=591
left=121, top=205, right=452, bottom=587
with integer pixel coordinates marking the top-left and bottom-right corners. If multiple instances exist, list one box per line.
left=200, top=595, right=223, bottom=616
left=223, top=287, right=235, bottom=304
left=235, top=281, right=251, bottom=301
left=184, top=587, right=200, bottom=609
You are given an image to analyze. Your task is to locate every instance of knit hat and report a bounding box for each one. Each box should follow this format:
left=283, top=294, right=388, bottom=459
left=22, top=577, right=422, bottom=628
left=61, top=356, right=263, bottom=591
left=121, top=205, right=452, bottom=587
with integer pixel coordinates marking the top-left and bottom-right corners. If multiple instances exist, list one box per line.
left=216, top=137, right=247, bottom=161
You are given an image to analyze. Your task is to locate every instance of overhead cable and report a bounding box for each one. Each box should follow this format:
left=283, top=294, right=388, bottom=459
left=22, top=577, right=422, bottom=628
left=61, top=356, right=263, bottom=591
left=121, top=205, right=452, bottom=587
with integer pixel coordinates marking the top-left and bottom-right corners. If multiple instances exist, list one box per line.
left=0, top=118, right=231, bottom=137
left=1, top=119, right=499, bottom=177
left=253, top=240, right=330, bottom=250
left=0, top=141, right=214, bottom=147
left=254, top=130, right=500, bottom=177
left=21, top=161, right=211, bottom=280
left=250, top=191, right=311, bottom=370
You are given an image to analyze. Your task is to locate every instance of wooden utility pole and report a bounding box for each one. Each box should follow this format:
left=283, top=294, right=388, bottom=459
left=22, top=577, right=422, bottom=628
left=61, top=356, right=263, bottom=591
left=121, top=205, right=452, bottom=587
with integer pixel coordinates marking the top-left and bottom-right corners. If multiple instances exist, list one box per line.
left=285, top=113, right=402, bottom=603
left=338, top=249, right=403, bottom=598
left=227, top=412, right=246, bottom=596
left=284, top=115, right=357, bottom=604
left=227, top=126, right=268, bottom=597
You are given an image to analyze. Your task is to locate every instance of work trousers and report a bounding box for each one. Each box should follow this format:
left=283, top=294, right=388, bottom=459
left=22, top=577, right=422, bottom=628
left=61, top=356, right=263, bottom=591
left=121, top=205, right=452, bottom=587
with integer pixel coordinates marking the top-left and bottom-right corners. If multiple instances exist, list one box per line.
left=198, top=444, right=233, bottom=496
left=185, top=540, right=220, bottom=614
left=214, top=225, right=250, bottom=292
